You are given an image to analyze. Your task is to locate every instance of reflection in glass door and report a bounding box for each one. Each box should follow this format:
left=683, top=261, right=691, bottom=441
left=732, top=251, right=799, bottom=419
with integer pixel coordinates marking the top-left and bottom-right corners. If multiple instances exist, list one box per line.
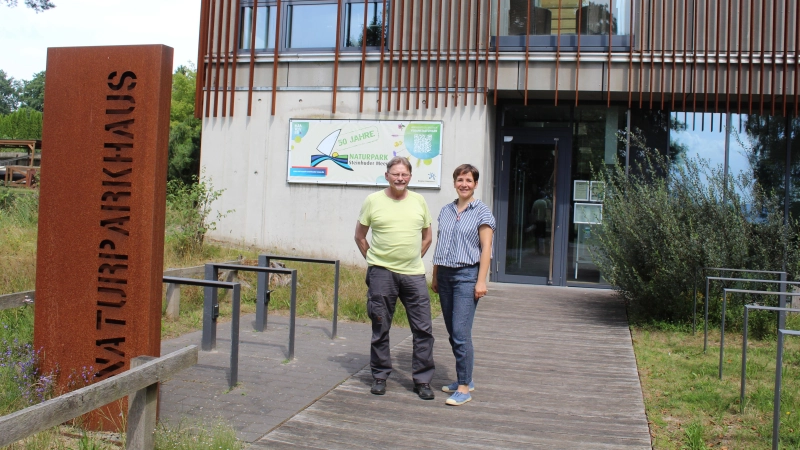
left=504, top=143, right=556, bottom=280
left=496, top=130, right=571, bottom=286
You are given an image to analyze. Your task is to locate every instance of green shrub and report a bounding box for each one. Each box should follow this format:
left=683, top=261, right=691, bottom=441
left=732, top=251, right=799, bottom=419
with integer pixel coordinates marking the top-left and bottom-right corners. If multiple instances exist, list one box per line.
left=165, top=175, right=231, bottom=258
left=593, top=133, right=799, bottom=330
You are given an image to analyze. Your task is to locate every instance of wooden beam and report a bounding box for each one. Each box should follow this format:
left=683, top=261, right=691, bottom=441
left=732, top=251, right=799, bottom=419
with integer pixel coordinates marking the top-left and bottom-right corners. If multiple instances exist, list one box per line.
left=0, top=346, right=198, bottom=447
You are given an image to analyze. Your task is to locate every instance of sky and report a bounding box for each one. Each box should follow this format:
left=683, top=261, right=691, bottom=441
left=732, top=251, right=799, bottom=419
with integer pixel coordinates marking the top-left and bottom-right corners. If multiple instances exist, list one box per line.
left=1, top=0, right=201, bottom=81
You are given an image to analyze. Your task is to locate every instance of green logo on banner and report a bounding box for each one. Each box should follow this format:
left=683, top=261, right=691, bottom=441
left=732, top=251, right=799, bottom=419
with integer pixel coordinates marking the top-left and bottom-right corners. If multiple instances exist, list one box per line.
left=404, top=123, right=441, bottom=160
left=291, top=122, right=309, bottom=143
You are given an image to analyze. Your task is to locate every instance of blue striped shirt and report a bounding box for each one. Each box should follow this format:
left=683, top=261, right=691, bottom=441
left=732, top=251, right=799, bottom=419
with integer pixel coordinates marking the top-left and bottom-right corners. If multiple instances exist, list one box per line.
left=432, top=199, right=496, bottom=268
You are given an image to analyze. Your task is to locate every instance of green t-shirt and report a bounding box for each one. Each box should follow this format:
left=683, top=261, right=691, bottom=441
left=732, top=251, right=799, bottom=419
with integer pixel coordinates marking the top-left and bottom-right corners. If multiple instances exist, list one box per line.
left=358, top=190, right=432, bottom=275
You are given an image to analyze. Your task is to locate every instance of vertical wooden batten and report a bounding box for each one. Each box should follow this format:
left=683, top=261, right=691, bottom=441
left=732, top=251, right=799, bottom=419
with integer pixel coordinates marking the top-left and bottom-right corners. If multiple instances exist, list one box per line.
left=782, top=0, right=790, bottom=116
left=405, top=0, right=415, bottom=109
left=205, top=0, right=217, bottom=117
left=445, top=0, right=452, bottom=107
left=493, top=0, right=499, bottom=105
left=271, top=0, right=282, bottom=116
left=221, top=0, right=233, bottom=117
left=332, top=0, right=343, bottom=113
left=415, top=0, right=424, bottom=109
left=670, top=0, right=678, bottom=111
left=195, top=0, right=211, bottom=119
left=556, top=0, right=564, bottom=106
left=482, top=0, right=490, bottom=105
left=387, top=0, right=398, bottom=111
left=759, top=0, right=766, bottom=115
left=245, top=2, right=257, bottom=116
left=454, top=0, right=462, bottom=107
left=378, top=0, right=388, bottom=112
left=213, top=0, right=227, bottom=117
left=395, top=0, right=405, bottom=110
left=435, top=0, right=445, bottom=108
left=229, top=0, right=241, bottom=116
left=524, top=0, right=530, bottom=106
left=607, top=0, right=614, bottom=108
left=574, top=2, right=582, bottom=106
left=359, top=0, right=369, bottom=113
left=425, top=0, right=434, bottom=108
left=659, top=0, right=666, bottom=109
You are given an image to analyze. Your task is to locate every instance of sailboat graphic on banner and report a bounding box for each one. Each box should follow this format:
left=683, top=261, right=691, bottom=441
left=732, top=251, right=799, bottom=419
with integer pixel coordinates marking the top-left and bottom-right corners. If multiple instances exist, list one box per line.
left=310, top=129, right=354, bottom=171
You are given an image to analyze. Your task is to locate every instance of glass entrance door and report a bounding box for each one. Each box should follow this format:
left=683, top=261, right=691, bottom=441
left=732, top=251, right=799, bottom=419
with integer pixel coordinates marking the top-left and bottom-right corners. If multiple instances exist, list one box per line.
left=496, top=130, right=572, bottom=285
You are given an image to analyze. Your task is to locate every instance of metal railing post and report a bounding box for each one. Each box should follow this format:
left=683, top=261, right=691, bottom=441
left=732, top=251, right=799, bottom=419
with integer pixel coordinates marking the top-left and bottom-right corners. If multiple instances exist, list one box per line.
left=739, top=304, right=800, bottom=414
left=230, top=283, right=241, bottom=388
left=772, top=330, right=795, bottom=450
left=202, top=264, right=219, bottom=351
left=256, top=254, right=269, bottom=331
left=779, top=272, right=787, bottom=329
left=692, top=266, right=699, bottom=334
left=288, top=269, right=297, bottom=360
left=719, top=289, right=728, bottom=380
left=333, top=261, right=340, bottom=339
left=740, top=305, right=750, bottom=413
left=704, top=275, right=711, bottom=352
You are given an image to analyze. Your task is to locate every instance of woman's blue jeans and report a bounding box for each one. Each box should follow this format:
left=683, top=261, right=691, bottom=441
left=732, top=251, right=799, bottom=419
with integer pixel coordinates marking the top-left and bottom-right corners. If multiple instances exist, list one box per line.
left=436, top=264, right=479, bottom=386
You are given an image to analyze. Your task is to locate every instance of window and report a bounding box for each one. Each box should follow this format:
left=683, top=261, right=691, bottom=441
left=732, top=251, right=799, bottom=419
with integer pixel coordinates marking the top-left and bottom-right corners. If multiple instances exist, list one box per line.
left=240, top=5, right=277, bottom=50
left=238, top=1, right=390, bottom=52
left=344, top=2, right=388, bottom=48
left=287, top=3, right=339, bottom=49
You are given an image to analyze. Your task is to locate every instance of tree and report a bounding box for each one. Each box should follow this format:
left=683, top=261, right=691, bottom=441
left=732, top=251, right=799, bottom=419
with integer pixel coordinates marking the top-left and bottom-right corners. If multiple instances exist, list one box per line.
left=168, top=65, right=201, bottom=184
left=17, top=71, right=44, bottom=112
left=2, top=0, right=55, bottom=12
left=0, top=70, right=19, bottom=115
left=0, top=107, right=43, bottom=139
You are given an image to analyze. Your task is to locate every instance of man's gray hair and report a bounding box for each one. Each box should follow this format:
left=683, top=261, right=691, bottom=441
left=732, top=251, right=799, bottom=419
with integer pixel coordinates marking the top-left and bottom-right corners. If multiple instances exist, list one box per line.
left=386, top=156, right=412, bottom=173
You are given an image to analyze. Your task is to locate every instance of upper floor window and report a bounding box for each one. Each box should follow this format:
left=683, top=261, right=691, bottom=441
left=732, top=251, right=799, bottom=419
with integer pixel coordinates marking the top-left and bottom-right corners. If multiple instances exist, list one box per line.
left=287, top=3, right=339, bottom=48
left=344, top=2, right=387, bottom=48
left=240, top=5, right=277, bottom=50
left=238, top=1, right=389, bottom=52
left=497, top=0, right=631, bottom=51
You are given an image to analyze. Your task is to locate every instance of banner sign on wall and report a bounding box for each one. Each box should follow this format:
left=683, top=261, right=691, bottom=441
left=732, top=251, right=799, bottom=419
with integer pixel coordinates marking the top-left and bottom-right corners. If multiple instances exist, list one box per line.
left=287, top=119, right=443, bottom=188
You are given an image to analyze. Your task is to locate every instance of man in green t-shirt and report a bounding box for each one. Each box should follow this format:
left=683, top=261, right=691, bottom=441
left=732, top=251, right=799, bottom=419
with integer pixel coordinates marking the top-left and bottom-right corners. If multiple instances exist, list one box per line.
left=354, top=156, right=435, bottom=400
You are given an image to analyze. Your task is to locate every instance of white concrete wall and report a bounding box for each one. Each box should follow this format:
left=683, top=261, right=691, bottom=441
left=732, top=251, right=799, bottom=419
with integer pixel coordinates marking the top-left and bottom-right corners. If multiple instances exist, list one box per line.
left=200, top=90, right=496, bottom=273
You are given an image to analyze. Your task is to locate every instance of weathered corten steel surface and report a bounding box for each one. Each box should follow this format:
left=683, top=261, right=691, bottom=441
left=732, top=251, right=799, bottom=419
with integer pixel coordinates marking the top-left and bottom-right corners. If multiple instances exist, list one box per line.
left=35, top=45, right=172, bottom=425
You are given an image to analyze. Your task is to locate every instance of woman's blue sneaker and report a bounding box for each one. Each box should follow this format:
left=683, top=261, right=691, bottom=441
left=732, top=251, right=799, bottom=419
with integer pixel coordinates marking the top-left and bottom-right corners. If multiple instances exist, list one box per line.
left=445, top=391, right=472, bottom=406
left=442, top=381, right=474, bottom=393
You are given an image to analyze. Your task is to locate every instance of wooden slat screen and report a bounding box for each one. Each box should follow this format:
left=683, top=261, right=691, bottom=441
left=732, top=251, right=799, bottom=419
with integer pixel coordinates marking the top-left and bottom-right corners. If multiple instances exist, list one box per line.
left=195, top=0, right=800, bottom=117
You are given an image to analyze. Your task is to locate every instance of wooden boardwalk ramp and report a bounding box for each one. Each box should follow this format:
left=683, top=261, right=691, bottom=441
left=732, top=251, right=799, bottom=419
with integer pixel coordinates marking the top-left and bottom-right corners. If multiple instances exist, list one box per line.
left=253, top=283, right=652, bottom=449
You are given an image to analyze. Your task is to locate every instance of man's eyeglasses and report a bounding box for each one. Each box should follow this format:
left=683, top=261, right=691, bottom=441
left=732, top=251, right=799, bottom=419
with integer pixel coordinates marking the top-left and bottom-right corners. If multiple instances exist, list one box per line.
left=387, top=172, right=411, bottom=179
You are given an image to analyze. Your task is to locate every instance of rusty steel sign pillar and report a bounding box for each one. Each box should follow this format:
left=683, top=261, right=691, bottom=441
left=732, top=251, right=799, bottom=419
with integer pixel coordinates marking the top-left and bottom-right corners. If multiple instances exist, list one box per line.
left=34, top=45, right=173, bottom=428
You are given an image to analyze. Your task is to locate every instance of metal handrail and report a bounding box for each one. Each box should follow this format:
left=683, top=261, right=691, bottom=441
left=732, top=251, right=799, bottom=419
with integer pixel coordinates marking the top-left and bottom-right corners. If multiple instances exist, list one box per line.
left=162, top=276, right=241, bottom=387
left=203, top=263, right=298, bottom=360
left=773, top=329, right=800, bottom=449
left=740, top=304, right=800, bottom=413
left=692, top=266, right=786, bottom=335
left=718, top=288, right=797, bottom=380
left=258, top=254, right=341, bottom=338
left=701, top=276, right=793, bottom=352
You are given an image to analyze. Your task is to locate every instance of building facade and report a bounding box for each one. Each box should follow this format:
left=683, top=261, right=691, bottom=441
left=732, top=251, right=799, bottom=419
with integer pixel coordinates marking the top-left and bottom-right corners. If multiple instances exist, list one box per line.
left=196, top=0, right=800, bottom=287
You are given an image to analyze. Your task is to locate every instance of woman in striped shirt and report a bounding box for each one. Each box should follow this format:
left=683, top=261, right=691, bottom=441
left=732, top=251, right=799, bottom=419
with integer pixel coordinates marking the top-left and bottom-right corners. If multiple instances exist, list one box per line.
left=432, top=164, right=496, bottom=406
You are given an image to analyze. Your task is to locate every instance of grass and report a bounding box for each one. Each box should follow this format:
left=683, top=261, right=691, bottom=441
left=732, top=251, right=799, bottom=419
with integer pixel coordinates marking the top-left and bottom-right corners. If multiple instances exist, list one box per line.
left=0, top=187, right=37, bottom=295
left=632, top=315, right=800, bottom=449
left=3, top=421, right=244, bottom=449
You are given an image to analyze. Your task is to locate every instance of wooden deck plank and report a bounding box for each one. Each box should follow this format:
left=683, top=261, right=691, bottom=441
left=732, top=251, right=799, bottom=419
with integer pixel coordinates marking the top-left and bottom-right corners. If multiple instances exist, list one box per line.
left=256, top=284, right=651, bottom=449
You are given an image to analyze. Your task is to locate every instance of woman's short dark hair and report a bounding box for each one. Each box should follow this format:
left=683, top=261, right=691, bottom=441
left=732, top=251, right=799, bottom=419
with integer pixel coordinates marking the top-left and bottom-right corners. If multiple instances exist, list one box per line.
left=452, top=164, right=479, bottom=182
left=386, top=156, right=413, bottom=173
